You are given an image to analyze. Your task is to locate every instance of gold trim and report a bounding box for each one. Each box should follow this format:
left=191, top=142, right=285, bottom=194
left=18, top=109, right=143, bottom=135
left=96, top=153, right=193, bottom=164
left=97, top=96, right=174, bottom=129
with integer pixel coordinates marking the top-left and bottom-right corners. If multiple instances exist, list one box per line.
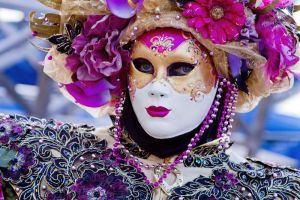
left=294, top=5, right=300, bottom=12
left=29, top=11, right=61, bottom=38
left=36, top=0, right=62, bottom=10
left=128, top=0, right=137, bottom=9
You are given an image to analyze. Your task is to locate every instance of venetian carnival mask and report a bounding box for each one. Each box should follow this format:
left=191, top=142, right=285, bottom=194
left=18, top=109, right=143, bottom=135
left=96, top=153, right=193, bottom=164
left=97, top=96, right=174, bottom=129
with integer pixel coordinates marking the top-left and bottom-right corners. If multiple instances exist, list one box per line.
left=129, top=28, right=217, bottom=139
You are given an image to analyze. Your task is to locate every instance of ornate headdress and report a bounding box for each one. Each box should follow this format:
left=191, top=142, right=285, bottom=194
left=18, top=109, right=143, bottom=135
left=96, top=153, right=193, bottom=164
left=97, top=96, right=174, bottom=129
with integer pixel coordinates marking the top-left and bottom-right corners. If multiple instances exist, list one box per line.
left=30, top=0, right=300, bottom=116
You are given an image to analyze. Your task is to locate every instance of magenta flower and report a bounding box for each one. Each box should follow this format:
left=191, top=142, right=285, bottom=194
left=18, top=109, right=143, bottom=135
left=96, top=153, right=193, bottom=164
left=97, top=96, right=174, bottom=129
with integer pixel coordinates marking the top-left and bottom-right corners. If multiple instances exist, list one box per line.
left=65, top=80, right=115, bottom=108
left=65, top=15, right=131, bottom=107
left=182, top=0, right=246, bottom=44
left=256, top=13, right=299, bottom=81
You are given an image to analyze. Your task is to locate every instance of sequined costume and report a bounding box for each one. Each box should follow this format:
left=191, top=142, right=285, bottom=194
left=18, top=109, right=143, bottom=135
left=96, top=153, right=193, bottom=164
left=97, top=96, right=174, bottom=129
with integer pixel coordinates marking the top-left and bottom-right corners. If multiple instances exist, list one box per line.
left=0, top=114, right=299, bottom=200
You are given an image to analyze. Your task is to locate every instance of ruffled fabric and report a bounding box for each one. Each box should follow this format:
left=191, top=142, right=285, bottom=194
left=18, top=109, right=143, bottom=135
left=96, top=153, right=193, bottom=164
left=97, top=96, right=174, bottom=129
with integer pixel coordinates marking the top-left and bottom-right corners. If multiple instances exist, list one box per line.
left=256, top=12, right=299, bottom=81
left=65, top=15, right=131, bottom=108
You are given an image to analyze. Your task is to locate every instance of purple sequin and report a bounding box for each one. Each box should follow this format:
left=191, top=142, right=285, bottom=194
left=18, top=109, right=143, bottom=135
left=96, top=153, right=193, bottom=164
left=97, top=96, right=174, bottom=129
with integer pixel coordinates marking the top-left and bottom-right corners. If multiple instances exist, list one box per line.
left=71, top=170, right=129, bottom=199
left=212, top=168, right=238, bottom=191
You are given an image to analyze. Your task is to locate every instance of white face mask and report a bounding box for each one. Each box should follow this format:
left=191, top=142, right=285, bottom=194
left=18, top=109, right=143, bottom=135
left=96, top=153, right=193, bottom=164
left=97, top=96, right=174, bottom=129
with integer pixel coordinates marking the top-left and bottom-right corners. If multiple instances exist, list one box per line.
left=130, top=79, right=217, bottom=139
left=129, top=28, right=217, bottom=139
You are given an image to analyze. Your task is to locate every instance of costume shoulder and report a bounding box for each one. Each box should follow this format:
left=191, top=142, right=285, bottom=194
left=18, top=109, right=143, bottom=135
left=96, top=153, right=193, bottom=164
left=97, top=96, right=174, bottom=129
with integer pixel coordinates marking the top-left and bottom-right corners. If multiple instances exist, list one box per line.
left=0, top=114, right=153, bottom=200
left=169, top=143, right=300, bottom=200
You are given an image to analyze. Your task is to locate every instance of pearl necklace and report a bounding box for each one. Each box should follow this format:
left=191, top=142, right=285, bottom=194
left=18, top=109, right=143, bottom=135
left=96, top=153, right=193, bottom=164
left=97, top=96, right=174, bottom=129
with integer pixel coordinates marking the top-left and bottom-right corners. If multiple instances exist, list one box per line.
left=112, top=77, right=238, bottom=188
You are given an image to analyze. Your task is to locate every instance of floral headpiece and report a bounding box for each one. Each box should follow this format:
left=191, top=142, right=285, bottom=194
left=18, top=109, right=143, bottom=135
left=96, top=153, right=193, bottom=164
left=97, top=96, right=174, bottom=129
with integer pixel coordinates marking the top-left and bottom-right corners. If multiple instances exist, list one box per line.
left=30, top=0, right=300, bottom=116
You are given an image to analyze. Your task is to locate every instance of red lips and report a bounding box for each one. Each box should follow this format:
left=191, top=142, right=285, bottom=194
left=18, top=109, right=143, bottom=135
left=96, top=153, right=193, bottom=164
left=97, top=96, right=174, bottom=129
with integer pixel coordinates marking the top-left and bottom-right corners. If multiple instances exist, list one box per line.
left=146, top=106, right=171, bottom=117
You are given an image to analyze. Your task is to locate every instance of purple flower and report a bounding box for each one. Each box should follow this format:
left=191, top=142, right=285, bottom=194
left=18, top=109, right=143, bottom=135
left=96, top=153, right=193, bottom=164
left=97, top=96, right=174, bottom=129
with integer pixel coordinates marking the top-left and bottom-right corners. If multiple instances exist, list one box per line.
left=7, top=146, right=35, bottom=180
left=65, top=15, right=131, bottom=107
left=71, top=170, right=129, bottom=200
left=106, top=0, right=144, bottom=19
left=65, top=80, right=115, bottom=108
left=0, top=118, right=24, bottom=144
left=211, top=168, right=238, bottom=191
left=256, top=13, right=299, bottom=81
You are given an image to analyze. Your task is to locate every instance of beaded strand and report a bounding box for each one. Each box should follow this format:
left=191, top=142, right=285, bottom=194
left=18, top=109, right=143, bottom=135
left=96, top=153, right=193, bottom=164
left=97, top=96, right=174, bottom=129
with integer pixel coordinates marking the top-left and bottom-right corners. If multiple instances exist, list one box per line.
left=112, top=78, right=238, bottom=188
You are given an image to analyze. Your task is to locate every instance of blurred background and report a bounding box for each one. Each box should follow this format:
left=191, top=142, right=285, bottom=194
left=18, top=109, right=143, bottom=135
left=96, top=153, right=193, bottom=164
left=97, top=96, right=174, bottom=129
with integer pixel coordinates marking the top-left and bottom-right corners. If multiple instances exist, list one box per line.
left=0, top=0, right=299, bottom=167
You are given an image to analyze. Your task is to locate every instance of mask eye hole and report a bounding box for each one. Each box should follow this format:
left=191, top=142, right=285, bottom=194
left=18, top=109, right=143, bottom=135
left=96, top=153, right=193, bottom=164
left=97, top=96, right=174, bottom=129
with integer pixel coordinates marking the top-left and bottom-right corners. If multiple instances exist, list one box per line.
left=132, top=58, right=154, bottom=74
left=167, top=62, right=196, bottom=76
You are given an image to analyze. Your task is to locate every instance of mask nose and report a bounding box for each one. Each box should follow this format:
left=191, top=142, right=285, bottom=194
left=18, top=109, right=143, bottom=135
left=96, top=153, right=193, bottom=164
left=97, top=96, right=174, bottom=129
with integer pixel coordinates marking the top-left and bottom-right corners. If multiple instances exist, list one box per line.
left=148, top=80, right=171, bottom=99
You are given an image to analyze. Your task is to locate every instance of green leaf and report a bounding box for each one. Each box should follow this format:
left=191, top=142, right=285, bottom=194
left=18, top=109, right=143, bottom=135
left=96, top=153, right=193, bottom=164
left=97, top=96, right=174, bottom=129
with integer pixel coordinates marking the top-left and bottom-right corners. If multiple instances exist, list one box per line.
left=0, top=147, right=17, bottom=168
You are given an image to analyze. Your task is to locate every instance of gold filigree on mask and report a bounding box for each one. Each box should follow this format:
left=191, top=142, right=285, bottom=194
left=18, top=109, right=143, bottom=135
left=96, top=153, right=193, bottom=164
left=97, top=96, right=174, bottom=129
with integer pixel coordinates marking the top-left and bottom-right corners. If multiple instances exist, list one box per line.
left=129, top=40, right=217, bottom=98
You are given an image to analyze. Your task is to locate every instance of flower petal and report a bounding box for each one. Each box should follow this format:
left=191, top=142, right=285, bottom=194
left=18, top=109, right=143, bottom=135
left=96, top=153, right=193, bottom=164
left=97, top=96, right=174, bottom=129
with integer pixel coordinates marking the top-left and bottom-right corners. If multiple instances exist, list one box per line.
left=65, top=80, right=115, bottom=107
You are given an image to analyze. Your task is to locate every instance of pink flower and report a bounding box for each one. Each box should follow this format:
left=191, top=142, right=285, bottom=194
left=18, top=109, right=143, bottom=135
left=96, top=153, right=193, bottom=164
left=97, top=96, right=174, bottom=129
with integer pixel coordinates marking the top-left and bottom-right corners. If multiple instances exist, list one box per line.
left=256, top=13, right=299, bottom=81
left=182, top=0, right=246, bottom=44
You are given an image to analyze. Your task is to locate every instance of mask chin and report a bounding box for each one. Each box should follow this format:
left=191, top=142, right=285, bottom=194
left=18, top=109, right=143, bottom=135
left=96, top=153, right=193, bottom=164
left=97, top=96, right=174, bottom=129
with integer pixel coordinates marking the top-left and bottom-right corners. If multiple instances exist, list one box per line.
left=130, top=79, right=218, bottom=139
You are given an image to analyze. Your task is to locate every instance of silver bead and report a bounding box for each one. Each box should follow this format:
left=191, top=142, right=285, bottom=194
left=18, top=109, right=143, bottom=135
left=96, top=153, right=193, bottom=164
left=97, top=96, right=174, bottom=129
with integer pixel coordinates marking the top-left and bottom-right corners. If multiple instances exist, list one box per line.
left=90, top=164, right=95, bottom=168
left=72, top=166, right=76, bottom=170
left=175, top=15, right=181, bottom=20
left=80, top=156, right=84, bottom=161
left=133, top=26, right=138, bottom=31
left=154, top=15, right=160, bottom=21
left=241, top=187, right=246, bottom=191
left=92, top=154, right=96, bottom=158
left=42, top=185, right=47, bottom=190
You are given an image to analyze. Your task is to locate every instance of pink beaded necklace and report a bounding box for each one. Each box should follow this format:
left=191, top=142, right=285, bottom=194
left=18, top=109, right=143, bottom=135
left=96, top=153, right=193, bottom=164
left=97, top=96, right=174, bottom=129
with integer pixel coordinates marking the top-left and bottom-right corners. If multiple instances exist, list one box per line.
left=112, top=77, right=238, bottom=188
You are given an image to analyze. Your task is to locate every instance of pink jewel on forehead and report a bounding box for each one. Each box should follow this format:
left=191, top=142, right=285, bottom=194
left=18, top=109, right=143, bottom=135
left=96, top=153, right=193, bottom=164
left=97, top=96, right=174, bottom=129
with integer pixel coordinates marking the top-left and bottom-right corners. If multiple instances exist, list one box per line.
left=139, top=28, right=192, bottom=54
left=150, top=35, right=174, bottom=53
